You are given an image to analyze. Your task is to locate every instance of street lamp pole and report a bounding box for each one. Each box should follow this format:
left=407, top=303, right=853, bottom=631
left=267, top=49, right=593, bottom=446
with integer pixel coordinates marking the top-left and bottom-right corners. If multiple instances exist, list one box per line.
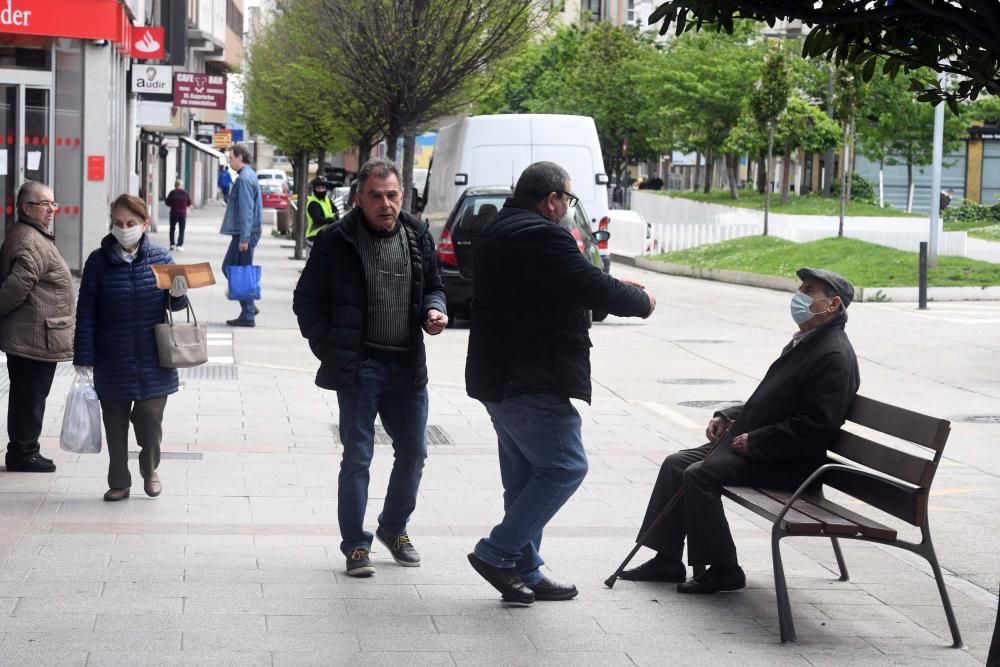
left=928, top=70, right=946, bottom=268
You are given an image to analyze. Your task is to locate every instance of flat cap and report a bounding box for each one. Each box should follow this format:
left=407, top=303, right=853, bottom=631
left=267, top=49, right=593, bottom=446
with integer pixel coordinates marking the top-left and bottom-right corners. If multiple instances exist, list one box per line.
left=796, top=267, right=854, bottom=308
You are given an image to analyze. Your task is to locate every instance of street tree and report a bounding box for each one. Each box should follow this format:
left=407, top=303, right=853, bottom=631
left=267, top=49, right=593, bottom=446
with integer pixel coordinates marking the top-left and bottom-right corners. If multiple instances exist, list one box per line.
left=856, top=68, right=967, bottom=211
left=650, top=22, right=764, bottom=195
left=647, top=1, right=1000, bottom=108
left=242, top=13, right=353, bottom=259
left=751, top=46, right=790, bottom=234
left=312, top=0, right=542, bottom=212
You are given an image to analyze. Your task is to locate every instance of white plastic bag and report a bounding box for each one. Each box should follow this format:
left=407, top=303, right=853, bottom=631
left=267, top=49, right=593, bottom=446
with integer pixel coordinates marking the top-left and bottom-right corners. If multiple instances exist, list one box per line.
left=60, top=375, right=102, bottom=454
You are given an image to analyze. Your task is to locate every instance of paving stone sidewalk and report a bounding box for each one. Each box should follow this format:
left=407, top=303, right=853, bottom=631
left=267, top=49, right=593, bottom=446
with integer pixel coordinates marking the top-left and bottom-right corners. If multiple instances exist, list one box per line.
left=0, top=203, right=993, bottom=665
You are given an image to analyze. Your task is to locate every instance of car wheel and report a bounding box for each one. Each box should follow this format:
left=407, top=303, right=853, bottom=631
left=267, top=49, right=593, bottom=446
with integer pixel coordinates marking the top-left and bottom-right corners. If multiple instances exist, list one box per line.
left=592, top=311, right=608, bottom=322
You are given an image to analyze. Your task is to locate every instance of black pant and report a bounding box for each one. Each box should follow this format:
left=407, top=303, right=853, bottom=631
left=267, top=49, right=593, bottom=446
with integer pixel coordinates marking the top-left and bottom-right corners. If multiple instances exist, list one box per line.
left=636, top=442, right=815, bottom=567
left=5, top=354, right=57, bottom=459
left=169, top=212, right=186, bottom=247
left=101, top=397, right=167, bottom=489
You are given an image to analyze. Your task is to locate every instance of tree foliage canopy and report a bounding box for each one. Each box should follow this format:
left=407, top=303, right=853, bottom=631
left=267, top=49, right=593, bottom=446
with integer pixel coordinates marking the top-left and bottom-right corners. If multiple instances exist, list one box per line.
left=649, top=1, right=1000, bottom=108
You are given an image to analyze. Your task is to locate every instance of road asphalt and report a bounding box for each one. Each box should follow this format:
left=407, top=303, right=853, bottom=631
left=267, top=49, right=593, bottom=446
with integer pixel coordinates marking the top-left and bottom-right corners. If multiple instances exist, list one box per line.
left=0, top=200, right=995, bottom=665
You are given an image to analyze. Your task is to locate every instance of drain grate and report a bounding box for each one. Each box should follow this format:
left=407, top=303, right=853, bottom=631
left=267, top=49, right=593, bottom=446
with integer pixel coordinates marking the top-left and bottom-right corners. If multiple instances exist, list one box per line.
left=672, top=339, right=732, bottom=344
left=955, top=415, right=1000, bottom=424
left=180, top=365, right=239, bottom=381
left=330, top=424, right=455, bottom=446
left=129, top=451, right=203, bottom=460
left=660, top=378, right=735, bottom=385
left=678, top=400, right=744, bottom=410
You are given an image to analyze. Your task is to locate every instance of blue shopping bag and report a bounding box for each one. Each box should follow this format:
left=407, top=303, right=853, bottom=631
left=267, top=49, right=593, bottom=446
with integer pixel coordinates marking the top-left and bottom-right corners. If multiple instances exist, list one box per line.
left=226, top=264, right=262, bottom=301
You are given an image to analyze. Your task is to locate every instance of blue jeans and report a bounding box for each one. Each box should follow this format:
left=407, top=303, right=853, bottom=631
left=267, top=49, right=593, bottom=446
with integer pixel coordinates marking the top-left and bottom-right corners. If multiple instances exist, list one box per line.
left=336, top=357, right=429, bottom=556
left=474, top=393, right=588, bottom=586
left=222, top=229, right=261, bottom=321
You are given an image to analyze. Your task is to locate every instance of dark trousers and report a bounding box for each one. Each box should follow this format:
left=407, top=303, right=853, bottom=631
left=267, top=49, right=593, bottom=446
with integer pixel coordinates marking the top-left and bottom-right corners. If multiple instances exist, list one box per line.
left=5, top=354, right=57, bottom=459
left=101, top=397, right=167, bottom=489
left=169, top=212, right=186, bottom=247
left=636, top=442, right=814, bottom=567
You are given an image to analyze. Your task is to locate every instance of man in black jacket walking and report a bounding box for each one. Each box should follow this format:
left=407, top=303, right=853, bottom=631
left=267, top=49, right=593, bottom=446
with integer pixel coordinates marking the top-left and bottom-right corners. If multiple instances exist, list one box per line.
left=620, top=268, right=860, bottom=594
left=465, top=161, right=656, bottom=604
left=293, top=158, right=448, bottom=578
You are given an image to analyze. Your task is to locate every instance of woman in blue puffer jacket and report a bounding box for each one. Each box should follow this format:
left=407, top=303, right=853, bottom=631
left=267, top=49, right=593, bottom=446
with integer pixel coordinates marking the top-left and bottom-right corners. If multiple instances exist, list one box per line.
left=73, top=194, right=188, bottom=502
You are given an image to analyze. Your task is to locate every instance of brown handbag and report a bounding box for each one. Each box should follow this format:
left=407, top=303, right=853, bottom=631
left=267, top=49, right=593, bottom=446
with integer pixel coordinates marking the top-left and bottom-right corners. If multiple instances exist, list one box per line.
left=154, top=299, right=208, bottom=368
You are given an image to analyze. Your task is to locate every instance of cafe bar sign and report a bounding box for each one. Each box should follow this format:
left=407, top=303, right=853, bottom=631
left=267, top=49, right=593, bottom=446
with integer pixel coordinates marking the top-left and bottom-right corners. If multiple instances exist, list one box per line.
left=174, top=72, right=227, bottom=110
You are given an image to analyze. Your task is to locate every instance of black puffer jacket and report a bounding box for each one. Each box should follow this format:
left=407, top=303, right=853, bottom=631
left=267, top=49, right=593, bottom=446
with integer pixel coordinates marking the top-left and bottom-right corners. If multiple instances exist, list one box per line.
left=465, top=202, right=652, bottom=404
left=293, top=208, right=446, bottom=391
left=716, top=312, right=860, bottom=466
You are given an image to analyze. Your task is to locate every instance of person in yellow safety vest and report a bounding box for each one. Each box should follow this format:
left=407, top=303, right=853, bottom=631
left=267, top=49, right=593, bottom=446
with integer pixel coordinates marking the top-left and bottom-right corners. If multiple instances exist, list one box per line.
left=305, top=176, right=339, bottom=241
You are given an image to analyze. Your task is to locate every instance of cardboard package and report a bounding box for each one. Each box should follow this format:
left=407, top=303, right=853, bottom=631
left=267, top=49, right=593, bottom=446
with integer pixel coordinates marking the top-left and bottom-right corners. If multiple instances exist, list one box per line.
left=151, top=263, right=217, bottom=290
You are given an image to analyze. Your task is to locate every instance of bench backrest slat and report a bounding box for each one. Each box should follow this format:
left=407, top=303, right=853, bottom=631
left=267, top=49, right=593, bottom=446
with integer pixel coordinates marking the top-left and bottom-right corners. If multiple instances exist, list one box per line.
left=825, top=395, right=950, bottom=527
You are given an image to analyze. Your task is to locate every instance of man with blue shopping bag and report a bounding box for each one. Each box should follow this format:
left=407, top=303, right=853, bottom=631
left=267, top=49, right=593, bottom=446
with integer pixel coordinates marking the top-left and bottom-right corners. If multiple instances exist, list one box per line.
left=220, top=143, right=263, bottom=327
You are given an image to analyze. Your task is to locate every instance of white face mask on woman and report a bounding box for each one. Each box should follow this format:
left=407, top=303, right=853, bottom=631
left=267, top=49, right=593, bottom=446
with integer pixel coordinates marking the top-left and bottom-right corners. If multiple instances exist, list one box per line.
left=112, top=224, right=143, bottom=249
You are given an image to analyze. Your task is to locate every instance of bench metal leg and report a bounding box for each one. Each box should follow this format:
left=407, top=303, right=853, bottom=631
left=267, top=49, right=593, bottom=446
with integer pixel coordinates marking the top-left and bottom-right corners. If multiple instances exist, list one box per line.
left=920, top=524, right=963, bottom=648
left=830, top=537, right=849, bottom=581
left=772, top=531, right=797, bottom=643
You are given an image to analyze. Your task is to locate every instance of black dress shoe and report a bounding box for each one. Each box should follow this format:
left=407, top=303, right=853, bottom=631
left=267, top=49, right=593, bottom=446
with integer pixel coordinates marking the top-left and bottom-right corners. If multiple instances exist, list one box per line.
left=467, top=553, right=534, bottom=604
left=619, top=555, right=687, bottom=582
left=5, top=454, right=56, bottom=473
left=226, top=318, right=255, bottom=327
left=529, top=575, right=578, bottom=601
left=676, top=565, right=746, bottom=594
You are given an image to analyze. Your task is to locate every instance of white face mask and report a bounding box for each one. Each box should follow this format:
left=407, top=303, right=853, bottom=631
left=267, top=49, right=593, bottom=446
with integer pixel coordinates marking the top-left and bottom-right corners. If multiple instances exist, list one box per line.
left=790, top=291, right=833, bottom=326
left=112, top=224, right=143, bottom=249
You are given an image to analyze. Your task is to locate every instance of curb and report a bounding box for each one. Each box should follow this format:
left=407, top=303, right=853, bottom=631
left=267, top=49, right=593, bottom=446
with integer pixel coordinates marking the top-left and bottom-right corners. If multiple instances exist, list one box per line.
left=619, top=254, right=1000, bottom=302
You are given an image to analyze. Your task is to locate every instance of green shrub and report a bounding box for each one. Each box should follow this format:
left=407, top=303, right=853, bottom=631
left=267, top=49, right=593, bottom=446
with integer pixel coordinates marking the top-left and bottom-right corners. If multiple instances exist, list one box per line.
left=943, top=200, right=1000, bottom=226
left=831, top=173, right=877, bottom=205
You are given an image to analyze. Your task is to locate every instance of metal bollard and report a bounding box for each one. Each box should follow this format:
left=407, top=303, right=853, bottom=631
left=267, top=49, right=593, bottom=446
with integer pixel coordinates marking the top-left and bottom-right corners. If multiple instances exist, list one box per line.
left=918, top=241, right=928, bottom=310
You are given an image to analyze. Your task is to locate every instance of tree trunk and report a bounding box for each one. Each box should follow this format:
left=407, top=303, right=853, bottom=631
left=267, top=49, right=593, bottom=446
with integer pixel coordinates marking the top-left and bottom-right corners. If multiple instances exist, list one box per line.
left=764, top=126, right=774, bottom=237
left=757, top=149, right=767, bottom=194
left=845, top=119, right=856, bottom=201
left=693, top=153, right=701, bottom=192
left=702, top=148, right=714, bottom=194
left=359, top=138, right=373, bottom=166
left=317, top=150, right=327, bottom=180
left=780, top=140, right=792, bottom=205
left=726, top=154, right=739, bottom=200
left=906, top=163, right=914, bottom=212
left=838, top=121, right=849, bottom=237
left=294, top=150, right=309, bottom=260
left=386, top=124, right=400, bottom=161
left=799, top=148, right=809, bottom=195
left=401, top=130, right=416, bottom=214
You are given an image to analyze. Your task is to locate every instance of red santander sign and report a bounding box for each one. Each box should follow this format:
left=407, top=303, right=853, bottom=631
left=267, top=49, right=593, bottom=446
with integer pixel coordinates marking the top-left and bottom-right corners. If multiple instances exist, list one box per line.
left=0, top=0, right=132, bottom=43
left=128, top=26, right=164, bottom=60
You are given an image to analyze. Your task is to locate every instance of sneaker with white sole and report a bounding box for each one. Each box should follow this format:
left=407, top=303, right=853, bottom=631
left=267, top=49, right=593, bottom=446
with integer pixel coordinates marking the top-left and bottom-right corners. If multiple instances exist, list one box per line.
left=345, top=548, right=375, bottom=577
left=375, top=528, right=421, bottom=567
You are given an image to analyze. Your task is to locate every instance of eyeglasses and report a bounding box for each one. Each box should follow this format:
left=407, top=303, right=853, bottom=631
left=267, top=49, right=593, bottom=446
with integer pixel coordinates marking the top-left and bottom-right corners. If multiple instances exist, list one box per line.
left=27, top=200, right=60, bottom=210
left=554, top=190, right=579, bottom=208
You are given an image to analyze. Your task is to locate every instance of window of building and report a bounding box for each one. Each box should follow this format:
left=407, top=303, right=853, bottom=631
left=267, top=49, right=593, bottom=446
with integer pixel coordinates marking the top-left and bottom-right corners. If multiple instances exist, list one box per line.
left=582, top=0, right=601, bottom=21
left=627, top=0, right=636, bottom=24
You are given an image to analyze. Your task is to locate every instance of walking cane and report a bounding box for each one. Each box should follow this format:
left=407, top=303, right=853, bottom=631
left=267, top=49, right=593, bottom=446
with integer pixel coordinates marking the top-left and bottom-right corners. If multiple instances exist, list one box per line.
left=604, top=423, right=733, bottom=589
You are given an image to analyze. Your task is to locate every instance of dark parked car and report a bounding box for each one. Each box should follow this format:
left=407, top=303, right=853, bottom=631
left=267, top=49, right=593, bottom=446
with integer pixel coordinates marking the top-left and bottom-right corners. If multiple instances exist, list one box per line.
left=435, top=186, right=611, bottom=321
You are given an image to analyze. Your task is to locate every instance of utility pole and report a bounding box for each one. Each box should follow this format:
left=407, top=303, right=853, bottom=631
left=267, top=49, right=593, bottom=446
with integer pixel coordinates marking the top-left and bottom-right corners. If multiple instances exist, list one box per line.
left=928, top=70, right=946, bottom=268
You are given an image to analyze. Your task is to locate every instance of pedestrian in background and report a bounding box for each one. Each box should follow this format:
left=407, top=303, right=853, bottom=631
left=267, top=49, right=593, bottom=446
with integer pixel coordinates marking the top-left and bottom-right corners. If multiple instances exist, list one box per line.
left=218, top=164, right=233, bottom=203
left=293, top=157, right=448, bottom=577
left=165, top=179, right=191, bottom=252
left=73, top=194, right=189, bottom=501
left=0, top=181, right=74, bottom=473
left=305, top=176, right=339, bottom=244
left=465, top=161, right=655, bottom=604
left=220, top=143, right=263, bottom=327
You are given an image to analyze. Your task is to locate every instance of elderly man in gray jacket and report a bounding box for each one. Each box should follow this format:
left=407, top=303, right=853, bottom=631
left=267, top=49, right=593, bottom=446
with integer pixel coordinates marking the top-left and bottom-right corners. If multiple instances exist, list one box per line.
left=0, top=181, right=75, bottom=473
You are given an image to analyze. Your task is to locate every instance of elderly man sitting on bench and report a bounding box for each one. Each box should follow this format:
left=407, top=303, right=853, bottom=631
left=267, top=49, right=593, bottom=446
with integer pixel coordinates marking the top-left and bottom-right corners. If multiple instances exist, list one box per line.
left=622, top=268, right=861, bottom=594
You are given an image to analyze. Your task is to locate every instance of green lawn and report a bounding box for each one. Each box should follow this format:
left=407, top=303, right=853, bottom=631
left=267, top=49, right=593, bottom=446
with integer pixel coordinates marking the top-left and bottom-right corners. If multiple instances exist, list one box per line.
left=652, top=236, right=1000, bottom=287
left=651, top=189, right=918, bottom=217
left=969, top=226, right=1000, bottom=241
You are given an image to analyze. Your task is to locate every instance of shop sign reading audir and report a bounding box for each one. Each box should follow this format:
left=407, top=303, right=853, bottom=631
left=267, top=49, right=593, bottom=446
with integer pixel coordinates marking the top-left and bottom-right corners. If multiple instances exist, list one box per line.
left=130, top=65, right=173, bottom=102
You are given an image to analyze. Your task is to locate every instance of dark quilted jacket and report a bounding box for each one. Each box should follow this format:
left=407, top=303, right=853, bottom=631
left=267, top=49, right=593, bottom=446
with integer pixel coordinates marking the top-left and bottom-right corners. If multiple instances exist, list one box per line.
left=73, top=234, right=188, bottom=401
left=292, top=208, right=446, bottom=391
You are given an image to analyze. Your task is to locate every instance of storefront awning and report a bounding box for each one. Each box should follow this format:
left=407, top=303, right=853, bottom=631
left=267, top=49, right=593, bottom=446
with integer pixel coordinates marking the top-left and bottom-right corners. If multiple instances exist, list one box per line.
left=180, top=135, right=225, bottom=161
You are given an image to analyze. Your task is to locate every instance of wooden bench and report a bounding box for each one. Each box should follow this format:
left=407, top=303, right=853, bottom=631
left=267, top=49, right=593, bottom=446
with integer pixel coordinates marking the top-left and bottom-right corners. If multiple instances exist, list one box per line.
left=720, top=395, right=962, bottom=646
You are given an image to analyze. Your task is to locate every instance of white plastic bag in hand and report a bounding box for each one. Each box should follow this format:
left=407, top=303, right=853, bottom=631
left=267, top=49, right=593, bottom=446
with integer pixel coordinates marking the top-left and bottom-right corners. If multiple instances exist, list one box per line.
left=59, top=375, right=102, bottom=454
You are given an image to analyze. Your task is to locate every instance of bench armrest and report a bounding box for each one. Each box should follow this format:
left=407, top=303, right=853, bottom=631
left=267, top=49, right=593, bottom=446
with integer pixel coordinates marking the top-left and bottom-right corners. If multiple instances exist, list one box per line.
left=772, top=463, right=919, bottom=529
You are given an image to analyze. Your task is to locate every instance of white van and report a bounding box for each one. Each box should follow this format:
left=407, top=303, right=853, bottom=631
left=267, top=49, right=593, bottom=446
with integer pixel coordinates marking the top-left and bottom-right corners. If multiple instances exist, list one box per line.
left=424, top=114, right=611, bottom=267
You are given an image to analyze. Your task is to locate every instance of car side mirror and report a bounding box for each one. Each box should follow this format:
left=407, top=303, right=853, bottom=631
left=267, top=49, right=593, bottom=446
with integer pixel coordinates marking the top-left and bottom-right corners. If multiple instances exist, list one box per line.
left=593, top=230, right=610, bottom=242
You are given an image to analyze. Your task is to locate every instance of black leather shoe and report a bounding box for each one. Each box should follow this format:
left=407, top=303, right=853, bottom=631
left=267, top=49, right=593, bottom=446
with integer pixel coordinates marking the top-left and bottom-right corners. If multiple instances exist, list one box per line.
left=619, top=555, right=687, bottom=583
left=676, top=565, right=746, bottom=594
left=467, top=553, right=534, bottom=604
left=529, top=575, right=578, bottom=601
left=226, top=318, right=255, bottom=327
left=5, top=454, right=56, bottom=473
